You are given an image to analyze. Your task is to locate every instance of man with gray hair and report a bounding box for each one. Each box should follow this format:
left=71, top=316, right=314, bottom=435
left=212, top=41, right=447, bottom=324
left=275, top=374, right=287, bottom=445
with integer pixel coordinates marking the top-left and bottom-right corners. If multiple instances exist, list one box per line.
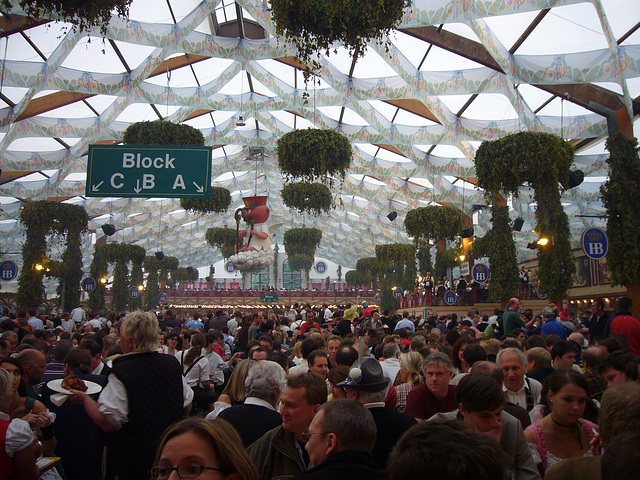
left=218, top=360, right=285, bottom=446
left=291, top=399, right=383, bottom=480
left=405, top=352, right=458, bottom=422
left=380, top=342, right=401, bottom=384
left=497, top=348, right=541, bottom=413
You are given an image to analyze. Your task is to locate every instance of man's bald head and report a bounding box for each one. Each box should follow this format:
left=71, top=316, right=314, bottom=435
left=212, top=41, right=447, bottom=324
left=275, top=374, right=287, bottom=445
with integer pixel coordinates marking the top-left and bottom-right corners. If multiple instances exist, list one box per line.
left=16, top=348, right=46, bottom=386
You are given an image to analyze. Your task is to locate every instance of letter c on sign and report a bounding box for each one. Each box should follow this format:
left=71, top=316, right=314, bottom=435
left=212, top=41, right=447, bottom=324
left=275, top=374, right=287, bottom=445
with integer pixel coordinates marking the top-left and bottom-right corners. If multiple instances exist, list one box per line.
left=110, top=173, right=124, bottom=189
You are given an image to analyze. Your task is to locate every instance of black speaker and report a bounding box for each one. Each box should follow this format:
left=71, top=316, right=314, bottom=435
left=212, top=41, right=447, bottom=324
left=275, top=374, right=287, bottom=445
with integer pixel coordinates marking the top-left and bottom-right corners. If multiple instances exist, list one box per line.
left=387, top=211, right=398, bottom=221
left=101, top=224, right=116, bottom=236
left=568, top=170, right=584, bottom=189
left=462, top=227, right=474, bottom=238
left=155, top=251, right=165, bottom=260
left=512, top=217, right=524, bottom=232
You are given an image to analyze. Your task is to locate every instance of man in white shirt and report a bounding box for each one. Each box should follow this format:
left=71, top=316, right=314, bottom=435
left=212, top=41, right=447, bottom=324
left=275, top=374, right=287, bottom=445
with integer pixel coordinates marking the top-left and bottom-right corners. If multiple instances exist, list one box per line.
left=380, top=342, right=401, bottom=384
left=70, top=306, right=86, bottom=325
left=27, top=308, right=43, bottom=330
left=323, top=304, right=333, bottom=324
left=497, top=348, right=541, bottom=413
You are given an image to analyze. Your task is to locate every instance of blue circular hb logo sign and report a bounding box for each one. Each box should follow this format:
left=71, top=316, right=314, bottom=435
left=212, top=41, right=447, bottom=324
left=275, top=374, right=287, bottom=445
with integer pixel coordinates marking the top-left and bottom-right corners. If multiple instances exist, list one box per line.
left=472, top=263, right=489, bottom=283
left=581, top=227, right=608, bottom=260
left=315, top=262, right=326, bottom=274
left=444, top=290, right=457, bottom=305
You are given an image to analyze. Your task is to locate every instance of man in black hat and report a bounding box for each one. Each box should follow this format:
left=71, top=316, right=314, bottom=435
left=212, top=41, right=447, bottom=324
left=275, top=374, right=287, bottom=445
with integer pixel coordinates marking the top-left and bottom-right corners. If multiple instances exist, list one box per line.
left=339, top=357, right=416, bottom=468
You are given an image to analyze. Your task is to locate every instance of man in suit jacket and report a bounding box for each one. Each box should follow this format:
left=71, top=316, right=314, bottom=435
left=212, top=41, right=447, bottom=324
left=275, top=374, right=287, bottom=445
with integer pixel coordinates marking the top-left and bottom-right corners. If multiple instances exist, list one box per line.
left=218, top=360, right=285, bottom=446
left=339, top=357, right=417, bottom=468
left=429, top=373, right=540, bottom=480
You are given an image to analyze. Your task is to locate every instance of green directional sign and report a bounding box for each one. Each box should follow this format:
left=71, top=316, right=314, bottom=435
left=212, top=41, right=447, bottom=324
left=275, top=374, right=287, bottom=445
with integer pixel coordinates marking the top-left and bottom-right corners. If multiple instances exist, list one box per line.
left=260, top=294, right=279, bottom=303
left=86, top=145, right=211, bottom=198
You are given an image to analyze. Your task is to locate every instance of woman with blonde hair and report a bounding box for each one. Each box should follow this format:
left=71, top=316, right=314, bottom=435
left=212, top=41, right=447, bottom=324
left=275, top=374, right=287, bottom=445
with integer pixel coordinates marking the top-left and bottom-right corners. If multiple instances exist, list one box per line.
left=217, top=359, right=257, bottom=406
left=0, top=367, right=39, bottom=480
left=152, top=417, right=258, bottom=480
left=395, top=351, right=425, bottom=413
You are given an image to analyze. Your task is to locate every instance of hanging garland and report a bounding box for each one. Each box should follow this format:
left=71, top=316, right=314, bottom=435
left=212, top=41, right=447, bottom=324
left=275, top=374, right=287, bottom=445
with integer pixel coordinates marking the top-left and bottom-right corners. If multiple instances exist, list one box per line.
left=205, top=227, right=237, bottom=259
left=277, top=128, right=352, bottom=184
left=600, top=133, right=640, bottom=286
left=284, top=227, right=322, bottom=272
left=281, top=182, right=333, bottom=215
left=180, top=188, right=231, bottom=215
left=270, top=0, right=410, bottom=77
left=87, top=243, right=145, bottom=312
left=475, top=132, right=575, bottom=299
left=469, top=206, right=520, bottom=300
left=375, top=243, right=415, bottom=311
left=4, top=0, right=132, bottom=36
left=17, top=200, right=88, bottom=309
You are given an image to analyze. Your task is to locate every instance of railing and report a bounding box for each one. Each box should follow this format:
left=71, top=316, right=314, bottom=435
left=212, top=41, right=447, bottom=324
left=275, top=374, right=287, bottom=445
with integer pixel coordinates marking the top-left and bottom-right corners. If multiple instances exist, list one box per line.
left=396, top=284, right=543, bottom=309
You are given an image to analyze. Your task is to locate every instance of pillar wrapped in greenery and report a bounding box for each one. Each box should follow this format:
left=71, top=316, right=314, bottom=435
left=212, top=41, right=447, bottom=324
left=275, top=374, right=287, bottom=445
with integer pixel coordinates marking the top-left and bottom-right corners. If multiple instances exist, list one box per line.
left=475, top=132, right=575, bottom=299
left=355, top=257, right=378, bottom=290
left=173, top=266, right=199, bottom=288
left=283, top=228, right=322, bottom=272
left=600, top=133, right=640, bottom=286
left=17, top=201, right=88, bottom=309
left=143, top=256, right=160, bottom=311
left=88, top=243, right=145, bottom=312
left=469, top=205, right=520, bottom=300
left=205, top=227, right=237, bottom=259
left=434, top=246, right=461, bottom=284
left=375, top=243, right=415, bottom=312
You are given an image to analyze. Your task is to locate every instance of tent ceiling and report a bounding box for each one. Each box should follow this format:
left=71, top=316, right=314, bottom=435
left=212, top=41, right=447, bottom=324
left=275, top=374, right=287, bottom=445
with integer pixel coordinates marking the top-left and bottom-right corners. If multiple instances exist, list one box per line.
left=0, top=0, right=639, bottom=277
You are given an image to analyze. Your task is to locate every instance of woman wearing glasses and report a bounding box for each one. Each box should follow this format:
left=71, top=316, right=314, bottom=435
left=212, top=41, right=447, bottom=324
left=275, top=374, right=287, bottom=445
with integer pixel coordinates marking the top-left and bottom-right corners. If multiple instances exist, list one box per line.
left=151, top=417, right=258, bottom=480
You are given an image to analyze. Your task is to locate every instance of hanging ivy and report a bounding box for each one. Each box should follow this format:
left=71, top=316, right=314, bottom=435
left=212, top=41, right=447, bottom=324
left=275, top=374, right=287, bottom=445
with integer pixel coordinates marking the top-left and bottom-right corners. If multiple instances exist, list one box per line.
left=417, top=245, right=433, bottom=276
left=355, top=257, right=378, bottom=288
left=143, top=256, right=160, bottom=311
left=376, top=243, right=416, bottom=311
left=470, top=205, right=520, bottom=300
left=284, top=227, right=322, bottom=272
left=3, top=0, right=132, bottom=36
left=205, top=227, right=237, bottom=259
left=123, top=120, right=205, bottom=146
left=600, top=133, right=640, bottom=286
left=17, top=201, right=88, bottom=309
left=404, top=206, right=464, bottom=242
left=88, top=243, right=145, bottom=312
left=475, top=132, right=575, bottom=299
left=281, top=182, right=333, bottom=215
left=270, top=0, right=410, bottom=77
left=277, top=128, right=352, bottom=184
left=180, top=187, right=231, bottom=215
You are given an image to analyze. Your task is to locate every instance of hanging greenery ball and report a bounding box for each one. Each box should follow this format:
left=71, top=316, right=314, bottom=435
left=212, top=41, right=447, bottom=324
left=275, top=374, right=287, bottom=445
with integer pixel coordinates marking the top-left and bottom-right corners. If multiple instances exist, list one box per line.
left=281, top=182, right=333, bottom=215
left=284, top=227, right=322, bottom=271
left=205, top=227, right=237, bottom=259
left=404, top=206, right=464, bottom=242
left=277, top=128, right=352, bottom=183
left=123, top=120, right=205, bottom=146
left=180, top=187, right=231, bottom=215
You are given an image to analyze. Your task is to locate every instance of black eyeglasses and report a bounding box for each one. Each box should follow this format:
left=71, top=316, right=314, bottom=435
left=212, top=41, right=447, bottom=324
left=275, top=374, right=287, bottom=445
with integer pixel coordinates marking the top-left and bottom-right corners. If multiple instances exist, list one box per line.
left=301, top=431, right=329, bottom=442
left=150, top=462, right=225, bottom=479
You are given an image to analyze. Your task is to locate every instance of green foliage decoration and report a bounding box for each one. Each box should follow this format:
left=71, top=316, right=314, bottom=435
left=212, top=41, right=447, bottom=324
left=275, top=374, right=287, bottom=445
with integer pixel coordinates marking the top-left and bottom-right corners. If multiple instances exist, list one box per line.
left=17, top=201, right=88, bottom=309
left=404, top=206, right=464, bottom=242
left=472, top=206, right=520, bottom=301
left=434, top=246, right=461, bottom=282
left=205, top=227, right=238, bottom=259
left=88, top=245, right=106, bottom=311
left=159, top=256, right=179, bottom=284
left=417, top=246, right=433, bottom=276
left=172, top=266, right=199, bottom=285
left=281, top=182, right=333, bottom=215
left=180, top=187, right=231, bottom=215
left=284, top=228, right=322, bottom=272
left=2, top=0, right=132, bottom=36
left=277, top=128, right=352, bottom=184
left=475, top=132, right=575, bottom=299
left=600, top=133, right=640, bottom=286
left=123, top=120, right=205, bottom=146
left=345, top=269, right=364, bottom=286
left=87, top=243, right=145, bottom=312
left=143, top=256, right=160, bottom=310
left=376, top=243, right=416, bottom=311
left=270, top=0, right=410, bottom=77
left=355, top=257, right=378, bottom=288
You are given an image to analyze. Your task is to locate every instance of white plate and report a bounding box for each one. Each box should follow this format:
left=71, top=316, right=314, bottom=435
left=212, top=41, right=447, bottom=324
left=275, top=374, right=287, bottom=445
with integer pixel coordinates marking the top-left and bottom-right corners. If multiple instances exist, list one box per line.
left=47, top=378, right=102, bottom=395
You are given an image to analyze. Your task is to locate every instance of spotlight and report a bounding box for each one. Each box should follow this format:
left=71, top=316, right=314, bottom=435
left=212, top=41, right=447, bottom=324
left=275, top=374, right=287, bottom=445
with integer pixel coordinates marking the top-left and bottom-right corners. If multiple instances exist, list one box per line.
left=101, top=224, right=116, bottom=236
left=512, top=217, right=524, bottom=232
left=100, top=277, right=108, bottom=284
left=568, top=170, right=584, bottom=189
left=155, top=251, right=165, bottom=260
left=459, top=255, right=466, bottom=262
left=462, top=227, right=474, bottom=239
left=35, top=263, right=44, bottom=271
left=387, top=211, right=398, bottom=221
left=537, top=237, right=549, bottom=246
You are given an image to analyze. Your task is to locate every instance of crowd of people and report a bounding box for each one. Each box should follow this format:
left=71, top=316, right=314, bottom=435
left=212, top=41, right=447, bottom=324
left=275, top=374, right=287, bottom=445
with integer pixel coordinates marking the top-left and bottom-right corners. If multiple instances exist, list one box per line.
left=0, top=295, right=638, bottom=480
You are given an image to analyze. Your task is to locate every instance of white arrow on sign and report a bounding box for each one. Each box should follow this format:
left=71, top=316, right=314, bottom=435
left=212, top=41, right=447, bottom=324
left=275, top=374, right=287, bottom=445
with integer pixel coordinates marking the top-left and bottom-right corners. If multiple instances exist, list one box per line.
left=134, top=179, right=141, bottom=193
left=193, top=182, right=203, bottom=193
left=91, top=181, right=104, bottom=192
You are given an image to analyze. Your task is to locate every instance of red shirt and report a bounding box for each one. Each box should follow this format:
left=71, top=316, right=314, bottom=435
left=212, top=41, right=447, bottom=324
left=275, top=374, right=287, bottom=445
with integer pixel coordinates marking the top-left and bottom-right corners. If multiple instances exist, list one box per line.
left=404, top=383, right=457, bottom=420
left=300, top=321, right=322, bottom=334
